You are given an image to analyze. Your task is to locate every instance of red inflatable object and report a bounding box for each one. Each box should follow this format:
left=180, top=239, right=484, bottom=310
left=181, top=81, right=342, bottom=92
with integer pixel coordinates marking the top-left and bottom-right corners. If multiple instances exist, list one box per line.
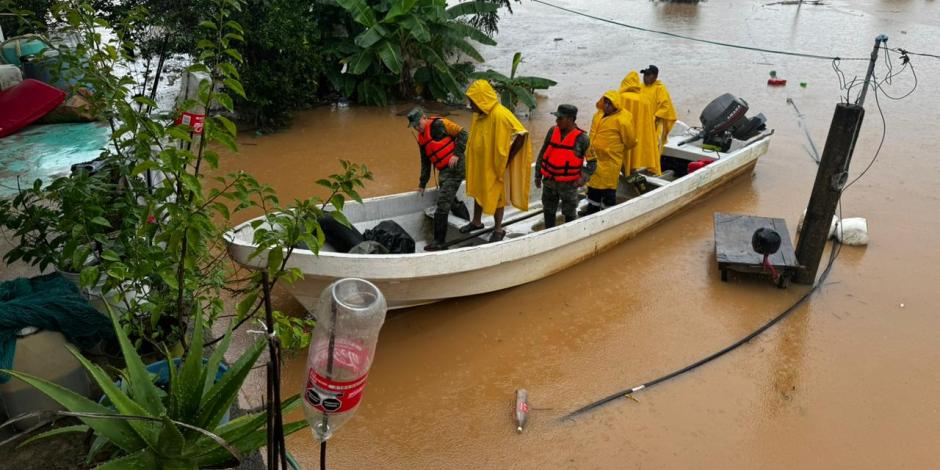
left=0, top=79, right=66, bottom=138
left=767, top=78, right=788, bottom=86
left=687, top=159, right=715, bottom=174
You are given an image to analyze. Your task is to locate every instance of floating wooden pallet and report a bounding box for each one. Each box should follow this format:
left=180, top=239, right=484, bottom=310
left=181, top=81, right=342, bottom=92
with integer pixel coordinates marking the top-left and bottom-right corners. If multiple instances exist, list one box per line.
left=714, top=212, right=801, bottom=288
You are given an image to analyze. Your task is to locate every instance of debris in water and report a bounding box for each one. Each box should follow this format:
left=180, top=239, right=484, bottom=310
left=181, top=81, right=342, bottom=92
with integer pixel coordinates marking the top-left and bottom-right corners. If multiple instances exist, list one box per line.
left=553, top=37, right=563, bottom=41
left=514, top=389, right=529, bottom=433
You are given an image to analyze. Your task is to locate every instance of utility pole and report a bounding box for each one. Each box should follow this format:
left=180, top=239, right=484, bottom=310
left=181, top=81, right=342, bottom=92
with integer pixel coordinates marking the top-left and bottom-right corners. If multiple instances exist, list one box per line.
left=794, top=35, right=887, bottom=284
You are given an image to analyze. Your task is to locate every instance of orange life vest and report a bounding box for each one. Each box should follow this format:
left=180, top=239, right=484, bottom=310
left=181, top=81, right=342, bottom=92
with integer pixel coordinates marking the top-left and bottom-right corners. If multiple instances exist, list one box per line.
left=540, top=127, right=584, bottom=182
left=417, top=117, right=456, bottom=170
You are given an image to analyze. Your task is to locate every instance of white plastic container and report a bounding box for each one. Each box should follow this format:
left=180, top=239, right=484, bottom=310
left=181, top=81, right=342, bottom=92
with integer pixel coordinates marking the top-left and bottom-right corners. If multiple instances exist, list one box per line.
left=835, top=217, right=870, bottom=246
left=0, top=64, right=22, bottom=91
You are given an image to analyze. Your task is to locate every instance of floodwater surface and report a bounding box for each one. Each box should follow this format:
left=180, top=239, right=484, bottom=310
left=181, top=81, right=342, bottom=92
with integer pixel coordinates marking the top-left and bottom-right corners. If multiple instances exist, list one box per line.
left=216, top=1, right=940, bottom=468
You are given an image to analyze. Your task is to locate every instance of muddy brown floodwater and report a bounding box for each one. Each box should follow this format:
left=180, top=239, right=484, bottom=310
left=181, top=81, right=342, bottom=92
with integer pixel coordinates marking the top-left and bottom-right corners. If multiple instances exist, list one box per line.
left=215, top=1, right=940, bottom=468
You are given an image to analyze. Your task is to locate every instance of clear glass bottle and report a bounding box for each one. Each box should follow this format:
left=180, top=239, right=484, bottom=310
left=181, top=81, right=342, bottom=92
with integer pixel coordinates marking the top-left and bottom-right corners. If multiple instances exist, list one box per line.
left=302, top=278, right=387, bottom=442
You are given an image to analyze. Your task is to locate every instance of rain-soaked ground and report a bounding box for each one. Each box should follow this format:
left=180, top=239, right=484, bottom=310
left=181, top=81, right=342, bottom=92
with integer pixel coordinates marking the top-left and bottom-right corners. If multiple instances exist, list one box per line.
left=222, top=0, right=938, bottom=468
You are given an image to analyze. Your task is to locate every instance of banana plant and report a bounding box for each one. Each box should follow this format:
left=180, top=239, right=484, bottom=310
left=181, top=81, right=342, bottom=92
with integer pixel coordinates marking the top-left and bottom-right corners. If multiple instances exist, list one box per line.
left=334, top=0, right=498, bottom=104
left=1, top=304, right=306, bottom=469
left=471, top=51, right=557, bottom=111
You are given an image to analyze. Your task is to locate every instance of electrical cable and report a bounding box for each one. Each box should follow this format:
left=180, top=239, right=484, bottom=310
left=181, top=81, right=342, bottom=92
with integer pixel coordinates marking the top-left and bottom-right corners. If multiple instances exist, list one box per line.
left=562, top=35, right=911, bottom=421
left=562, top=235, right=843, bottom=421
left=530, top=0, right=870, bottom=61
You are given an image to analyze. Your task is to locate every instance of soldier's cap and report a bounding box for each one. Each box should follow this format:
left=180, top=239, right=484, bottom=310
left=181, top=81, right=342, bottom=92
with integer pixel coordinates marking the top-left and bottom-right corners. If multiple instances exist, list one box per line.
left=550, top=104, right=578, bottom=119
left=406, top=106, right=425, bottom=128
left=641, top=65, right=659, bottom=76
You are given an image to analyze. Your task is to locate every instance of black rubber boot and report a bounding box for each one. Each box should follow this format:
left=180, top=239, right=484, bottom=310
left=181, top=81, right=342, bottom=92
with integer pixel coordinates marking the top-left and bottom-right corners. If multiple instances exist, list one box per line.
left=425, top=211, right=450, bottom=251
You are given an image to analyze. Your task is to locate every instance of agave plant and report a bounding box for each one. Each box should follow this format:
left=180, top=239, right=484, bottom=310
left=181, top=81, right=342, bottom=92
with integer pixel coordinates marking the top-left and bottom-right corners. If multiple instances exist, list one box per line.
left=1, top=305, right=305, bottom=469
left=471, top=51, right=557, bottom=111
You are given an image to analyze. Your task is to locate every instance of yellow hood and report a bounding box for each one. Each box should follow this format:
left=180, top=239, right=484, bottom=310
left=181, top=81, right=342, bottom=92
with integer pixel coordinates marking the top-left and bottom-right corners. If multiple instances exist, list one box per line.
left=619, top=71, right=641, bottom=94
left=466, top=79, right=500, bottom=115
left=596, top=89, right=623, bottom=112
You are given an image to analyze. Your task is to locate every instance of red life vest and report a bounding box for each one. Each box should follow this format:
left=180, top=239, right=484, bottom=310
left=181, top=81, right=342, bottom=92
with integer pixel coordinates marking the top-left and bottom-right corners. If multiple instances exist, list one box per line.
left=540, top=127, right=584, bottom=182
left=417, top=117, right=456, bottom=170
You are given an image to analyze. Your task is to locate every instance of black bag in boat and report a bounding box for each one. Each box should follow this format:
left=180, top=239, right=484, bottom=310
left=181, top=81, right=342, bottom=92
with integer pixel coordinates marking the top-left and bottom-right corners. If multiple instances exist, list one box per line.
left=450, top=200, right=470, bottom=220
left=363, top=220, right=415, bottom=254
left=318, top=214, right=363, bottom=253
left=295, top=214, right=363, bottom=253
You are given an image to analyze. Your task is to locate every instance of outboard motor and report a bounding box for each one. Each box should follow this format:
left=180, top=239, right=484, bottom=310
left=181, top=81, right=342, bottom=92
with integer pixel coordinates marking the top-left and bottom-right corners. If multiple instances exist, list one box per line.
left=680, top=93, right=767, bottom=151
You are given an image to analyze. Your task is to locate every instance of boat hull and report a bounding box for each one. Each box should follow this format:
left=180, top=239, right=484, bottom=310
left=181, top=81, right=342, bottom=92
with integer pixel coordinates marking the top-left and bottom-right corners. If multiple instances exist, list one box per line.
left=226, top=135, right=769, bottom=310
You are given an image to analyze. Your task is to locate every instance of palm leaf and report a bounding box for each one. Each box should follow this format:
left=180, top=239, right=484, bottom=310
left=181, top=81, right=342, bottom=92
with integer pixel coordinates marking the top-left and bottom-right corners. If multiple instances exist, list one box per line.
left=344, top=52, right=374, bottom=75
left=400, top=15, right=430, bottom=42
left=354, top=25, right=388, bottom=49
left=334, top=0, right=377, bottom=27
left=509, top=84, right=537, bottom=109
left=510, top=51, right=522, bottom=79
left=446, top=1, right=499, bottom=18
left=376, top=40, right=404, bottom=74
left=384, top=0, right=418, bottom=22
left=450, top=22, right=496, bottom=46
left=513, top=76, right=558, bottom=89
left=450, top=37, right=485, bottom=62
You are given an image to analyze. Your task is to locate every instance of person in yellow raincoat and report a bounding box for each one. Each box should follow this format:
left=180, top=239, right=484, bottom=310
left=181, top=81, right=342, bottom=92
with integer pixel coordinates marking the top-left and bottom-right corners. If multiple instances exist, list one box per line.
left=639, top=65, right=677, bottom=154
left=461, top=80, right=533, bottom=242
left=619, top=70, right=661, bottom=175
left=583, top=90, right=637, bottom=216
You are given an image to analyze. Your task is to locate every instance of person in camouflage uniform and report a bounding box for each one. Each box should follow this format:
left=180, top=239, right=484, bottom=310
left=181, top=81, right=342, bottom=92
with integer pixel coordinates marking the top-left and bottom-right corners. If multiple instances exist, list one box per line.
left=534, top=104, right=593, bottom=229
left=408, top=106, right=468, bottom=251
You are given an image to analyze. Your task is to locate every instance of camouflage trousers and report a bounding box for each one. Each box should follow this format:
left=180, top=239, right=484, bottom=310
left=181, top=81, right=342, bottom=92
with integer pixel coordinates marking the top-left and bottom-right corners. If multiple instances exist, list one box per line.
left=541, top=179, right=579, bottom=228
left=436, top=158, right=466, bottom=215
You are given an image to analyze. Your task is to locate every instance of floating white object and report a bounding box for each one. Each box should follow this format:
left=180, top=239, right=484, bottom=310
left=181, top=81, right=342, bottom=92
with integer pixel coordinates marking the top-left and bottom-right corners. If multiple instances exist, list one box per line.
left=797, top=209, right=839, bottom=239
left=834, top=217, right=869, bottom=246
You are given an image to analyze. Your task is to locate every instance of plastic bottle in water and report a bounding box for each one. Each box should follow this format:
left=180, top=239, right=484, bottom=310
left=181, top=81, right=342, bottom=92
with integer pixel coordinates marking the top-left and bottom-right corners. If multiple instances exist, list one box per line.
left=303, top=278, right=387, bottom=442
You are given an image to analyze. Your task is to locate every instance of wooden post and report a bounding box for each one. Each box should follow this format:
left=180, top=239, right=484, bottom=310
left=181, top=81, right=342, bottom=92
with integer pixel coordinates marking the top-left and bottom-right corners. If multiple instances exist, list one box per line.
left=794, top=35, right=886, bottom=285
left=793, top=103, right=864, bottom=284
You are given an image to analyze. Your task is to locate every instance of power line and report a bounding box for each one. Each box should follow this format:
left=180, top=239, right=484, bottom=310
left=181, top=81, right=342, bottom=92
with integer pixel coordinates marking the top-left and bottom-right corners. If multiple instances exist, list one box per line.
left=530, top=0, right=870, bottom=61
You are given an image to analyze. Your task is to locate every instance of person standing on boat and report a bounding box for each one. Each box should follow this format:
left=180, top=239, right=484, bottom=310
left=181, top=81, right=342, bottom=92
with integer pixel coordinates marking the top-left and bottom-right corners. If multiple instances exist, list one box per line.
left=534, top=104, right=593, bottom=229
left=461, top=80, right=533, bottom=242
left=583, top=91, right=636, bottom=215
left=619, top=70, right=661, bottom=175
left=408, top=106, right=468, bottom=251
left=639, top=65, right=677, bottom=155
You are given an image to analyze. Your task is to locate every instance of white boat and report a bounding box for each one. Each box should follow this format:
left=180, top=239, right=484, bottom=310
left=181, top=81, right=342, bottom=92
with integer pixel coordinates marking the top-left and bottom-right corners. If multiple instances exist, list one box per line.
left=225, top=122, right=772, bottom=310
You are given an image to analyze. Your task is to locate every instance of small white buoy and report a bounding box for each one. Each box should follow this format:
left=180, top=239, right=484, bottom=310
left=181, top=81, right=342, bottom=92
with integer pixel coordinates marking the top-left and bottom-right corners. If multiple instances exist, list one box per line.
left=900, top=303, right=905, bottom=308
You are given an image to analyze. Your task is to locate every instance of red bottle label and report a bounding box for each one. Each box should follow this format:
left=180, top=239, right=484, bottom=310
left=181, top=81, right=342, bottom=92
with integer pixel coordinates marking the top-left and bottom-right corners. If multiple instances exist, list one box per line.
left=304, top=369, right=368, bottom=414
left=304, top=339, right=371, bottom=414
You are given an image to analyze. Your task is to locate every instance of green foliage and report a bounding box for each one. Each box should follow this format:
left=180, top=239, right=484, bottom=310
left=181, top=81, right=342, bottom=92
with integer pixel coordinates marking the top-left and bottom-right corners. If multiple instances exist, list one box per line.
left=329, top=0, right=497, bottom=105
left=232, top=0, right=337, bottom=130
left=471, top=51, right=557, bottom=111
left=1, top=306, right=306, bottom=468
left=0, top=0, right=52, bottom=36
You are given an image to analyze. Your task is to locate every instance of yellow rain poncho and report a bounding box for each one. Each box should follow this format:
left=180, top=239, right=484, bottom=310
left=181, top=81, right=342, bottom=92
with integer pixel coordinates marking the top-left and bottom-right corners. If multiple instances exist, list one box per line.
left=465, top=80, right=532, bottom=214
left=619, top=71, right=661, bottom=175
left=586, top=90, right=637, bottom=190
left=639, top=79, right=677, bottom=151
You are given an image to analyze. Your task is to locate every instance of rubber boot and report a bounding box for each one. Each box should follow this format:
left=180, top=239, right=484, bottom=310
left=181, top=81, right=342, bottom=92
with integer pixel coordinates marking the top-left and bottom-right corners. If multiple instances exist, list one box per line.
left=425, top=211, right=449, bottom=251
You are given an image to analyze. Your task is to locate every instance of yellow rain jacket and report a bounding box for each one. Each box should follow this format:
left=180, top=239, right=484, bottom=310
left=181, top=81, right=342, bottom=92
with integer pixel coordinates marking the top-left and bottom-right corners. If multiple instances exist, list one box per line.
left=587, top=90, right=637, bottom=190
left=619, top=71, right=661, bottom=175
left=639, top=79, right=677, bottom=150
left=465, top=80, right=532, bottom=214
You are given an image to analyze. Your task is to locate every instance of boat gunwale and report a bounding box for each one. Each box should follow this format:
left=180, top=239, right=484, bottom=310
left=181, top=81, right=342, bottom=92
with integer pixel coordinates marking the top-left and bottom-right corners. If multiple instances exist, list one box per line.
left=224, top=133, right=771, bottom=268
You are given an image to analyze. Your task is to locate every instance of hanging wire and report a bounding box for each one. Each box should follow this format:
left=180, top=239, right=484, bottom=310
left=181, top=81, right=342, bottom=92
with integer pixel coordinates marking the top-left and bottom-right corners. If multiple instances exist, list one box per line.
left=529, top=0, right=870, bottom=61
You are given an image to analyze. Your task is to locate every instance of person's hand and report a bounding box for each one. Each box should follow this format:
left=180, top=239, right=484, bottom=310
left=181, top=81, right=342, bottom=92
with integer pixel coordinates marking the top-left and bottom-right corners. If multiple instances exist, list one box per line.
left=448, top=156, right=459, bottom=169
left=577, top=177, right=587, bottom=187
left=534, top=178, right=542, bottom=189
left=417, top=187, right=425, bottom=196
